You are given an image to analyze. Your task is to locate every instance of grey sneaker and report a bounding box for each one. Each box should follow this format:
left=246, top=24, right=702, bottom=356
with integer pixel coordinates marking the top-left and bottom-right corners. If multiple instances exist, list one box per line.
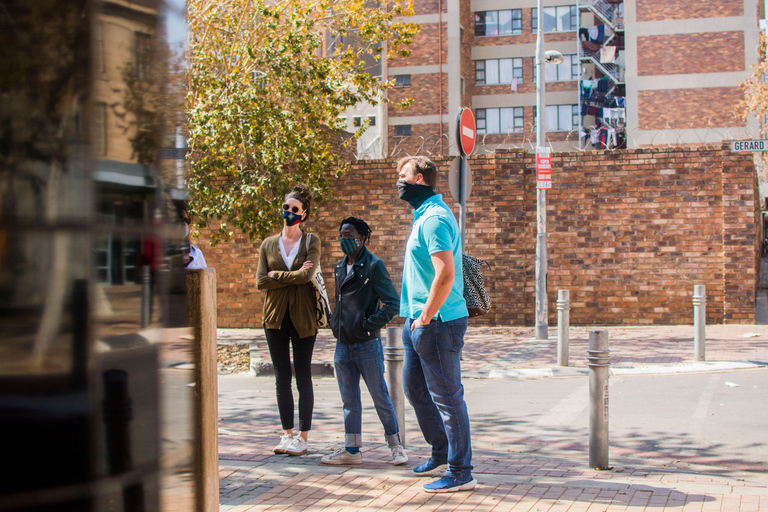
left=273, top=434, right=293, bottom=454
left=390, top=445, right=408, bottom=465
left=285, top=435, right=308, bottom=456
left=321, top=447, right=362, bottom=465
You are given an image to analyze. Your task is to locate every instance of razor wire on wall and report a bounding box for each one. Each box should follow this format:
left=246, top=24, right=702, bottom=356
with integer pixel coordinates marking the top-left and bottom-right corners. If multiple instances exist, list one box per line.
left=344, top=116, right=758, bottom=160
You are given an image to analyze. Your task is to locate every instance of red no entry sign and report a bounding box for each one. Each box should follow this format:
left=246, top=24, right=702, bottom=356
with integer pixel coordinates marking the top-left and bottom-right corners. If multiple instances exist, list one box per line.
left=457, top=108, right=476, bottom=156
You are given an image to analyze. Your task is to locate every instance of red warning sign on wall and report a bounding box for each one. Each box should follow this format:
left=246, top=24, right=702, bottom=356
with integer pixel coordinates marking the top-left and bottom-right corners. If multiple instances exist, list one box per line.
left=536, top=146, right=552, bottom=189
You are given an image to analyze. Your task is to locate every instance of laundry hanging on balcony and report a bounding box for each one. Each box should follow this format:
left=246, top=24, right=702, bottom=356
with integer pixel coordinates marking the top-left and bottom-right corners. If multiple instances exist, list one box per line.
left=600, top=45, right=616, bottom=63
left=579, top=25, right=604, bottom=43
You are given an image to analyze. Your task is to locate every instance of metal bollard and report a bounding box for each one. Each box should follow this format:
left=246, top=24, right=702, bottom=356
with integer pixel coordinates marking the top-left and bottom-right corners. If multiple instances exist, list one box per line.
left=588, top=330, right=611, bottom=470
left=140, top=265, right=151, bottom=328
left=557, top=289, right=570, bottom=366
left=385, top=326, right=406, bottom=446
left=693, top=285, right=706, bottom=362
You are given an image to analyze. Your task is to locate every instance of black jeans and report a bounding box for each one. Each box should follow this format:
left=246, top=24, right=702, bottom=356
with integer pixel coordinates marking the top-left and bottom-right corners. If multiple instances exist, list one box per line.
left=264, top=309, right=316, bottom=431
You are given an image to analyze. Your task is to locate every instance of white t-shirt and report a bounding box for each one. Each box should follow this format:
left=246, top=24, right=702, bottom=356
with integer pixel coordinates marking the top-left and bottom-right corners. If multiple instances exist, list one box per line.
left=278, top=236, right=301, bottom=270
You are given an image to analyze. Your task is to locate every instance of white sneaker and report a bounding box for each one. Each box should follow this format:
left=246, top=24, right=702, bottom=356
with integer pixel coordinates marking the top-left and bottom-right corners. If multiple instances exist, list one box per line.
left=390, top=445, right=408, bottom=465
left=321, top=447, right=363, bottom=465
left=285, top=435, right=308, bottom=456
left=273, top=434, right=293, bottom=454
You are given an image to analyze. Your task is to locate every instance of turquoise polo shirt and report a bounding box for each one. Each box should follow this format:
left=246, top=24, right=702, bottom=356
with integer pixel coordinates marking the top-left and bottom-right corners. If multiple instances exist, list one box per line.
left=400, top=194, right=468, bottom=321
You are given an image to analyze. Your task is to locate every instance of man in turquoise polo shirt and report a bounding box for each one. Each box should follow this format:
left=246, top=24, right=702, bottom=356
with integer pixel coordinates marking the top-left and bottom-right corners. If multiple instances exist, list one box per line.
left=395, top=156, right=475, bottom=493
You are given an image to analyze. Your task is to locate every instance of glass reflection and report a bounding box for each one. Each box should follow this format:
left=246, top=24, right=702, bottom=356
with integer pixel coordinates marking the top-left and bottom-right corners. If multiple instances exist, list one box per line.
left=1, top=1, right=194, bottom=511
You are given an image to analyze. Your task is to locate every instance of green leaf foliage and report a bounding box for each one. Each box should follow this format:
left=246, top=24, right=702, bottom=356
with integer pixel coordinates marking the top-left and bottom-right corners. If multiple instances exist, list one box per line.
left=187, top=0, right=419, bottom=244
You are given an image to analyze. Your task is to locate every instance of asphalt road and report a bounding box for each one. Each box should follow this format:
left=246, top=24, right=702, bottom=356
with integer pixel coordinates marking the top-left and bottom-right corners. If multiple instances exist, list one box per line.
left=218, top=368, right=768, bottom=475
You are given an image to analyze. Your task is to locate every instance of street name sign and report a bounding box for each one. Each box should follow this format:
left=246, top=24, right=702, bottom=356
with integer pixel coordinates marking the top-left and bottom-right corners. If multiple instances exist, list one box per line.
left=731, top=140, right=768, bottom=152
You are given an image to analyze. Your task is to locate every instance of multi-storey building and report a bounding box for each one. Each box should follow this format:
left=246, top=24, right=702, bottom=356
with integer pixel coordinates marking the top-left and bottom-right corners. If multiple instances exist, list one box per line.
left=377, top=0, right=761, bottom=156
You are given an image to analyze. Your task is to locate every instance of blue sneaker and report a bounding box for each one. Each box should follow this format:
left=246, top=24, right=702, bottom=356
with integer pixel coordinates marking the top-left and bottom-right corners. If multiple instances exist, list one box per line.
left=412, top=459, right=448, bottom=476
left=423, top=475, right=477, bottom=493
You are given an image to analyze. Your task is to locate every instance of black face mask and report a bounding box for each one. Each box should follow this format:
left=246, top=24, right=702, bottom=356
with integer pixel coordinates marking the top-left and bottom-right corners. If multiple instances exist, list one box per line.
left=397, top=179, right=435, bottom=209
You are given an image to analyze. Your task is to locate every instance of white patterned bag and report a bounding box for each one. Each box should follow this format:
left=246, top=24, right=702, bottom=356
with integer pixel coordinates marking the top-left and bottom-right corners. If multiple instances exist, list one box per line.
left=306, top=234, right=331, bottom=328
left=462, top=254, right=491, bottom=318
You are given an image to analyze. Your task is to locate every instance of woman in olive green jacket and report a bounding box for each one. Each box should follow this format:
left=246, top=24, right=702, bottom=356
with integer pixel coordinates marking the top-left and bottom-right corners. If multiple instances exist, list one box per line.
left=256, top=184, right=320, bottom=456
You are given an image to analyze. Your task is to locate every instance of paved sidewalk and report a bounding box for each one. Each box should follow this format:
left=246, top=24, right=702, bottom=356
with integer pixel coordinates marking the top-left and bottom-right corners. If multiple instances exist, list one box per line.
left=219, top=433, right=768, bottom=511
left=218, top=324, right=768, bottom=511
left=218, top=324, right=768, bottom=378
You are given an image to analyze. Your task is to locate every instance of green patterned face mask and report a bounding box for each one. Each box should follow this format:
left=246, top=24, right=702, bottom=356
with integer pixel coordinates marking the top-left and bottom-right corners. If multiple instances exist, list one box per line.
left=340, top=237, right=361, bottom=255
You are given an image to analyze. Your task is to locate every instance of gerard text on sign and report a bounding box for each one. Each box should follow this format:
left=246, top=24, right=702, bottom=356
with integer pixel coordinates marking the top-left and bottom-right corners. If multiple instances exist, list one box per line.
left=731, top=140, right=768, bottom=152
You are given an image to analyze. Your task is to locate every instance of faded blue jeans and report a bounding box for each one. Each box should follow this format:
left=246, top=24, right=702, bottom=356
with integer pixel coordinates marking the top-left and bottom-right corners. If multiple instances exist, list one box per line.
left=402, top=316, right=472, bottom=479
left=334, top=337, right=402, bottom=448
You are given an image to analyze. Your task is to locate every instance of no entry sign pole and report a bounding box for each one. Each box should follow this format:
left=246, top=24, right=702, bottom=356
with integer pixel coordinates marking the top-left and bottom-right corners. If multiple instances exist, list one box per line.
left=456, top=108, right=476, bottom=253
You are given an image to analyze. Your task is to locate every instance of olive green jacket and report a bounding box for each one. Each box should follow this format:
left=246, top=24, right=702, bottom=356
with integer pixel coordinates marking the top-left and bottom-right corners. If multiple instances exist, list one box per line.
left=256, top=232, right=321, bottom=338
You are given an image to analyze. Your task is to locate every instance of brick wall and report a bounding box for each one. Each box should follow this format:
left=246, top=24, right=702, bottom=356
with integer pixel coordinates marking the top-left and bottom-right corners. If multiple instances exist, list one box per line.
left=389, top=23, right=446, bottom=68
left=637, top=32, right=745, bottom=76
left=636, top=0, right=742, bottom=21
left=199, top=144, right=759, bottom=328
left=388, top=73, right=447, bottom=117
left=637, top=88, right=746, bottom=130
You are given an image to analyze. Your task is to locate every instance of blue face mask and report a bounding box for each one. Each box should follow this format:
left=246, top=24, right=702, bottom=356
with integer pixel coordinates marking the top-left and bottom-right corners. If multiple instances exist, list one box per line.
left=283, top=210, right=303, bottom=226
left=340, top=237, right=361, bottom=256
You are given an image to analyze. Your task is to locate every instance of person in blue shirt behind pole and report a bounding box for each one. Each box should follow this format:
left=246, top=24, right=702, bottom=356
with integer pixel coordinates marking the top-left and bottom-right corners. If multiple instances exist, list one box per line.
left=395, top=156, right=475, bottom=493
left=323, top=217, right=408, bottom=466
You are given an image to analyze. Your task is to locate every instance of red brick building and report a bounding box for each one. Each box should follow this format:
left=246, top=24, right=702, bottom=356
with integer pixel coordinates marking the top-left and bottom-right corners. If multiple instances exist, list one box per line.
left=379, top=0, right=760, bottom=156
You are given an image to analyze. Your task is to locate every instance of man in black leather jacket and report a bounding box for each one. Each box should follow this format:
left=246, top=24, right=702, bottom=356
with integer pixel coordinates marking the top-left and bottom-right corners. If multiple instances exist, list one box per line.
left=323, top=217, right=407, bottom=466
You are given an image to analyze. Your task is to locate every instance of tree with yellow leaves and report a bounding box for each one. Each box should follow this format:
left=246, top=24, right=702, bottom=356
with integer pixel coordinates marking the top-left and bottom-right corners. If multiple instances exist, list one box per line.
left=739, top=31, right=768, bottom=183
left=187, top=0, right=418, bottom=243
left=739, top=31, right=768, bottom=127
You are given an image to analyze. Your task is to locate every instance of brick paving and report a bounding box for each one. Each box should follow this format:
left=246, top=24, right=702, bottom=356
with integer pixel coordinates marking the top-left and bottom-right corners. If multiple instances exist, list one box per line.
left=219, top=324, right=768, bottom=374
left=218, top=324, right=768, bottom=510
left=219, top=434, right=768, bottom=511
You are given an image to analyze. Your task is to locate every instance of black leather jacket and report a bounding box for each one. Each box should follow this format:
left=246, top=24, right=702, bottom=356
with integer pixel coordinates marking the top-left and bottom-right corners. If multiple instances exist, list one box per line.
left=329, top=246, right=400, bottom=344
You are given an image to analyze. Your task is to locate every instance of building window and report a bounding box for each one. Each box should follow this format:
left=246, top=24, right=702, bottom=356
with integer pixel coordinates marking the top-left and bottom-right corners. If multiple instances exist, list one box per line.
left=93, top=102, right=107, bottom=156
left=535, top=105, right=579, bottom=132
left=394, top=74, right=411, bottom=87
left=475, top=9, right=522, bottom=36
left=395, top=125, right=411, bottom=136
left=134, top=32, right=152, bottom=80
left=533, top=54, right=580, bottom=82
left=532, top=6, right=577, bottom=33
left=476, top=107, right=524, bottom=134
left=353, top=116, right=362, bottom=127
left=475, top=58, right=523, bottom=85
left=367, top=115, right=376, bottom=126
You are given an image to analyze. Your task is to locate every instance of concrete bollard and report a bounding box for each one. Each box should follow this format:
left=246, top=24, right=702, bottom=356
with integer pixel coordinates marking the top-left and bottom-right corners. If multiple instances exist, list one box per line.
left=693, top=285, right=706, bottom=362
left=141, top=265, right=151, bottom=328
left=557, top=289, right=570, bottom=366
left=385, top=326, right=406, bottom=446
left=587, top=330, right=611, bottom=470
left=187, top=268, right=219, bottom=512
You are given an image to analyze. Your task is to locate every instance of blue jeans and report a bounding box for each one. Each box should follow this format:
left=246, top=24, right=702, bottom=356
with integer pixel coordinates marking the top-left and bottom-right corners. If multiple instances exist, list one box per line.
left=334, top=338, right=401, bottom=448
left=402, top=316, right=472, bottom=479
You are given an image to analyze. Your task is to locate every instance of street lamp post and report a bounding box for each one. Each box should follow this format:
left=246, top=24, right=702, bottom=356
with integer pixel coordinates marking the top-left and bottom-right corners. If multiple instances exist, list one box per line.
left=534, top=2, right=562, bottom=340
left=535, top=0, right=548, bottom=340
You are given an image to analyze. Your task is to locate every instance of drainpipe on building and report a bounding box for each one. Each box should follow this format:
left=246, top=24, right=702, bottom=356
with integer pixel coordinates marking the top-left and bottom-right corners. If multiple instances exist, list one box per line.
left=438, top=0, right=443, bottom=155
